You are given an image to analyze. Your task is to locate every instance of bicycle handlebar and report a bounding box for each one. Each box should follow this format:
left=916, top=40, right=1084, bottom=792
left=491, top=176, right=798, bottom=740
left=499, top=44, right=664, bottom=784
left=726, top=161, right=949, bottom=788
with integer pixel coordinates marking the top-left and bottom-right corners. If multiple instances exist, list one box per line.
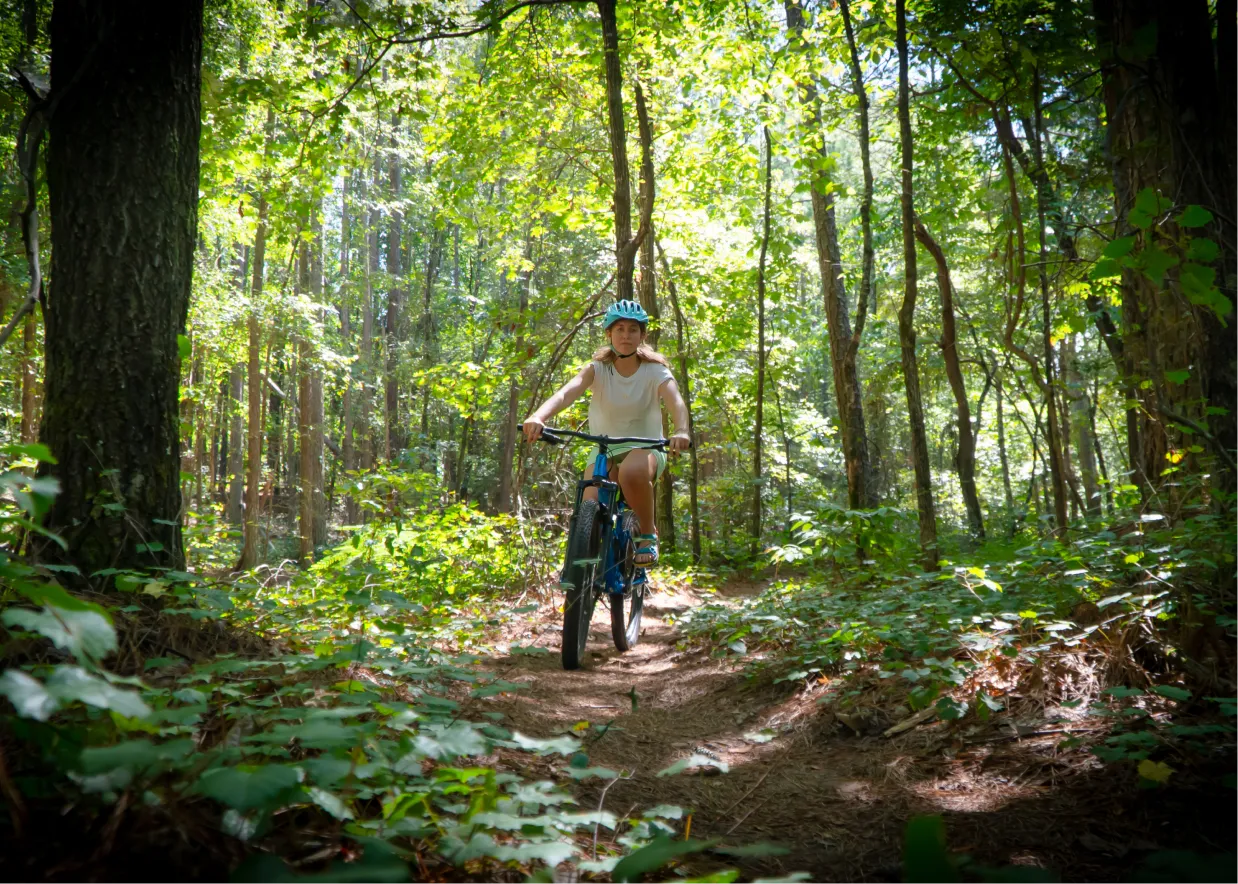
left=517, top=424, right=674, bottom=449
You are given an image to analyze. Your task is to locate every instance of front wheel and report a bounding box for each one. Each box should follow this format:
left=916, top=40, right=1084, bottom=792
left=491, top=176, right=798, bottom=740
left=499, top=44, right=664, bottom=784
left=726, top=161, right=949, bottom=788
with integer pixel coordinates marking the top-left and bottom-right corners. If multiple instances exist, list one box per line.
left=561, top=498, right=604, bottom=670
left=611, top=511, right=645, bottom=652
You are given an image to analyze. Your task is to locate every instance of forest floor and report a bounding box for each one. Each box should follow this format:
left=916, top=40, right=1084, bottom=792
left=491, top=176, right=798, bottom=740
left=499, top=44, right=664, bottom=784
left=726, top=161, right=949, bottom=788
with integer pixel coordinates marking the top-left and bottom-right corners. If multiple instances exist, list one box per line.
left=476, top=576, right=1236, bottom=882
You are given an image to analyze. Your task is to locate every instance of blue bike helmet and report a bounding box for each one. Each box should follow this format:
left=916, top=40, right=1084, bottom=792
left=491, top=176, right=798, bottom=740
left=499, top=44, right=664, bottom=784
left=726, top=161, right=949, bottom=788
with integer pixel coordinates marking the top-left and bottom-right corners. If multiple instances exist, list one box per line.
left=603, top=299, right=649, bottom=330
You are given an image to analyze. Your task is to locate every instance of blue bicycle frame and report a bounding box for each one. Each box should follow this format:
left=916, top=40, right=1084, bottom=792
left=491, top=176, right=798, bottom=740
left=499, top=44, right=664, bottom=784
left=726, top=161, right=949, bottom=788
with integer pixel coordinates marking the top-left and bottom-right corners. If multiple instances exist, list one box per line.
left=581, top=445, right=648, bottom=599
left=522, top=425, right=666, bottom=600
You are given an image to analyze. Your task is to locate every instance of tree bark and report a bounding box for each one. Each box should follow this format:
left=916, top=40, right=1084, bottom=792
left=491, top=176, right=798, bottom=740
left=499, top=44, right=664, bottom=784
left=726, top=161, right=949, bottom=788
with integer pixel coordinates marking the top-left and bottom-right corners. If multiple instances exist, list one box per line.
left=40, top=0, right=203, bottom=573
left=596, top=0, right=648, bottom=303
left=1063, top=335, right=1102, bottom=516
left=785, top=0, right=874, bottom=511
left=751, top=126, right=772, bottom=555
left=19, top=310, right=38, bottom=443
left=1094, top=0, right=1237, bottom=493
left=914, top=217, right=984, bottom=540
left=896, top=0, right=938, bottom=570
left=226, top=365, right=244, bottom=524
left=385, top=115, right=404, bottom=455
left=237, top=110, right=273, bottom=570
left=658, top=242, right=701, bottom=564
left=311, top=213, right=327, bottom=546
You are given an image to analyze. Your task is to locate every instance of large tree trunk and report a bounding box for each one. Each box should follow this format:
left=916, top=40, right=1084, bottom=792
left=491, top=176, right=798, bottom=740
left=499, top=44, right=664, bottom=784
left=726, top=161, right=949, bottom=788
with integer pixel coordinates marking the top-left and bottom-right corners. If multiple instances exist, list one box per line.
left=915, top=218, right=984, bottom=540
left=1094, top=0, right=1237, bottom=493
left=784, top=0, right=874, bottom=512
left=896, top=0, right=938, bottom=570
left=751, top=127, right=772, bottom=555
left=40, top=1, right=202, bottom=573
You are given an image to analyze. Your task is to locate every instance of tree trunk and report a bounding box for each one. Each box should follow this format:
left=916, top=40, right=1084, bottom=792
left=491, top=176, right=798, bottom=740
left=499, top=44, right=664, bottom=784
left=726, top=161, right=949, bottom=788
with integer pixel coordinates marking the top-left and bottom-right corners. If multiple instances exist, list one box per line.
left=1063, top=335, right=1102, bottom=516
left=226, top=365, right=244, bottom=523
left=751, top=127, right=772, bottom=555
left=496, top=237, right=523, bottom=514
left=914, top=217, right=984, bottom=540
left=630, top=79, right=674, bottom=548
left=385, top=115, right=404, bottom=456
left=311, top=214, right=327, bottom=546
left=299, top=334, right=313, bottom=564
left=360, top=163, right=378, bottom=473
left=19, top=310, right=38, bottom=443
left=659, top=241, right=701, bottom=564
left=784, top=0, right=874, bottom=511
left=1094, top=0, right=1237, bottom=492
left=39, top=1, right=202, bottom=572
left=597, top=0, right=648, bottom=303
left=995, top=369, right=1015, bottom=518
left=237, top=111, right=272, bottom=570
left=896, top=0, right=938, bottom=570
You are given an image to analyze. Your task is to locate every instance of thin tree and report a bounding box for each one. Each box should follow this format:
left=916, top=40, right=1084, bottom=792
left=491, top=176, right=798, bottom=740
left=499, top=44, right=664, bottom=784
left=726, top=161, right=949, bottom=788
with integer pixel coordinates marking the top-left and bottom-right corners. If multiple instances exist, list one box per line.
left=896, top=0, right=939, bottom=569
left=751, top=126, right=772, bottom=555
left=915, top=217, right=984, bottom=540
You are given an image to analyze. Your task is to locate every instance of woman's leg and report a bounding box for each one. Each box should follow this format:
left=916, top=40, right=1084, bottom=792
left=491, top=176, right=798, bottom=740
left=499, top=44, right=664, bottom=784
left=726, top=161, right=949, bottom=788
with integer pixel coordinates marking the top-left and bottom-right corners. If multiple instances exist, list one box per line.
left=616, top=450, right=658, bottom=536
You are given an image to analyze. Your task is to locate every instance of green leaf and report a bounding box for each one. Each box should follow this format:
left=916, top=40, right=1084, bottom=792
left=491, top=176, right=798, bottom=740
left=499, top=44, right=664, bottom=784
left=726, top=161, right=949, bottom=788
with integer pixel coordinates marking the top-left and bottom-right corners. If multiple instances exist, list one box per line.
left=1134, top=188, right=1172, bottom=218
left=612, top=836, right=719, bottom=883
left=2, top=442, right=57, bottom=464
left=1164, top=369, right=1191, bottom=385
left=177, top=334, right=192, bottom=361
left=1140, top=246, right=1178, bottom=284
left=0, top=669, right=58, bottom=720
left=80, top=738, right=195, bottom=775
left=195, top=764, right=302, bottom=811
left=2, top=606, right=117, bottom=662
left=1177, top=205, right=1213, bottom=228
left=1150, top=684, right=1191, bottom=702
left=1187, top=237, right=1219, bottom=263
left=46, top=667, right=151, bottom=718
left=1101, top=236, right=1136, bottom=259
left=903, top=815, right=956, bottom=883
left=1089, top=257, right=1122, bottom=280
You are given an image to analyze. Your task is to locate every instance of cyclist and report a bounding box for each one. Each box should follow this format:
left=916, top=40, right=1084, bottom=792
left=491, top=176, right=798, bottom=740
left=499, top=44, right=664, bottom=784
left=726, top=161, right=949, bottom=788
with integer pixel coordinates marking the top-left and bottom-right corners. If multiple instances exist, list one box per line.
left=522, top=299, right=691, bottom=566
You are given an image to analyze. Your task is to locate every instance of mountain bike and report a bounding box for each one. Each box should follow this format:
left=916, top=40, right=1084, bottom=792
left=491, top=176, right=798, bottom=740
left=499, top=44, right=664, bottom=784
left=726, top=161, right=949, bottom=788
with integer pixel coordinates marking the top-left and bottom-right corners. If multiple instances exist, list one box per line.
left=520, top=425, right=667, bottom=670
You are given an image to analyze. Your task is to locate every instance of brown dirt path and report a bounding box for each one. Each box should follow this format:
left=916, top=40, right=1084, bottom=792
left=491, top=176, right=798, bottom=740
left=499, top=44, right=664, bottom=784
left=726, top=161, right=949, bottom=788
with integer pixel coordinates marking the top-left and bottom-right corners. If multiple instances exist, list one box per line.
left=476, top=578, right=1236, bottom=881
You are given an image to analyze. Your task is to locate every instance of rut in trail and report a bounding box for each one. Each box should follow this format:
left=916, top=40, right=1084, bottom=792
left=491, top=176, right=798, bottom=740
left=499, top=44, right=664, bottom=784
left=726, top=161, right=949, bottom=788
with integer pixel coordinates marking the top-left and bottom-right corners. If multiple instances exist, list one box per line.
left=482, top=579, right=902, bottom=881
left=478, top=580, right=1230, bottom=882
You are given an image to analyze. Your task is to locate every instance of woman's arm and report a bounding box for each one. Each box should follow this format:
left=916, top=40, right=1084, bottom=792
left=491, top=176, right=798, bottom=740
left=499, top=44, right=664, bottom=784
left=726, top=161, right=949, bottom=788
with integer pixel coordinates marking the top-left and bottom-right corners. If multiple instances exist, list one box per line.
left=659, top=378, right=692, bottom=451
left=522, top=364, right=595, bottom=442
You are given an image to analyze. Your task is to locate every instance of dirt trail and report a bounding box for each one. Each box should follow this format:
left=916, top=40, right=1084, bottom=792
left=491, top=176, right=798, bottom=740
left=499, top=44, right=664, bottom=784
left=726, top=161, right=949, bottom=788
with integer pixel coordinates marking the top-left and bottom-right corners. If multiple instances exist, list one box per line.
left=478, top=579, right=1233, bottom=881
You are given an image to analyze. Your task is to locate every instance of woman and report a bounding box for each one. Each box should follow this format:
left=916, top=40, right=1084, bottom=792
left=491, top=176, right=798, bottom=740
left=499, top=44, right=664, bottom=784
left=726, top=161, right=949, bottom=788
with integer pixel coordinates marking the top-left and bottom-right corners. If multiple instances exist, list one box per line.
left=522, top=299, right=691, bottom=566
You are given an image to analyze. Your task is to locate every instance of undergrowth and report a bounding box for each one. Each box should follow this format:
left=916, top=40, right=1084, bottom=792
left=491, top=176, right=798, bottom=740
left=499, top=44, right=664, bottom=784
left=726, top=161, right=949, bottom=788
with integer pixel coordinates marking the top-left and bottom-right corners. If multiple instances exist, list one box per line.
left=0, top=453, right=773, bottom=882
left=680, top=506, right=1237, bottom=790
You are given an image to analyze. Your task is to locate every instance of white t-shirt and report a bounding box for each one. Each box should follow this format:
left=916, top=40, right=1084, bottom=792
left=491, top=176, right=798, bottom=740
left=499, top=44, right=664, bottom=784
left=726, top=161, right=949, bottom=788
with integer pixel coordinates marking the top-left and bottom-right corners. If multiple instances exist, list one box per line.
left=588, top=359, right=674, bottom=441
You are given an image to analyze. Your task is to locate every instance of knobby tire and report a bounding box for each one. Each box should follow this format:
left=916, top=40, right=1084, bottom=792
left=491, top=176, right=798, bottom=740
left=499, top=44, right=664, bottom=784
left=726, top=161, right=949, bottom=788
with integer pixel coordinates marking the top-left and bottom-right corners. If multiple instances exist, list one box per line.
left=561, top=498, right=603, bottom=670
left=610, top=510, right=644, bottom=651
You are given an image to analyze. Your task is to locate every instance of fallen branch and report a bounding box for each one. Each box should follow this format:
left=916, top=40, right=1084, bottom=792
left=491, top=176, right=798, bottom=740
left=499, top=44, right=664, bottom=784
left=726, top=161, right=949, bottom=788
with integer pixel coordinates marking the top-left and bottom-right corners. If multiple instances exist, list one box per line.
left=883, top=706, right=937, bottom=738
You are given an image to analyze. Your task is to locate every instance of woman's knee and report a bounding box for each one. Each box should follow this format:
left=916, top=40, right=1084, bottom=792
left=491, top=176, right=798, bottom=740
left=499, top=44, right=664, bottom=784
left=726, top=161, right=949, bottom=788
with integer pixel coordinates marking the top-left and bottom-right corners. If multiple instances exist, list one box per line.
left=618, top=452, right=656, bottom=487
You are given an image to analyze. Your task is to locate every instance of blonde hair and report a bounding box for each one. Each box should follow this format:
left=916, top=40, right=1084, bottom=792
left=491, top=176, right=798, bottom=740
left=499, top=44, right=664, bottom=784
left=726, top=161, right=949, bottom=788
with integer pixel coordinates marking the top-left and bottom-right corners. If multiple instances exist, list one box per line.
left=592, top=342, right=669, bottom=366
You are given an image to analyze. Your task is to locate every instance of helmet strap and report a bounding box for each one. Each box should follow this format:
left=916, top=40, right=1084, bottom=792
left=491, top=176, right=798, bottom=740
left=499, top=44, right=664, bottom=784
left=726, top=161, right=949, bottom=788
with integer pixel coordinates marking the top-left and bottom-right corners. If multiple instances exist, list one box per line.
left=613, top=347, right=638, bottom=359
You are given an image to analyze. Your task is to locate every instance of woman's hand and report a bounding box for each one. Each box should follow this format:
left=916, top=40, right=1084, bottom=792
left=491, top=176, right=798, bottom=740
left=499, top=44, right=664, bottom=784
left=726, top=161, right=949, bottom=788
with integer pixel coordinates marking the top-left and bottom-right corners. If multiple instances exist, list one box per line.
left=668, top=431, right=691, bottom=453
left=522, top=418, right=545, bottom=443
